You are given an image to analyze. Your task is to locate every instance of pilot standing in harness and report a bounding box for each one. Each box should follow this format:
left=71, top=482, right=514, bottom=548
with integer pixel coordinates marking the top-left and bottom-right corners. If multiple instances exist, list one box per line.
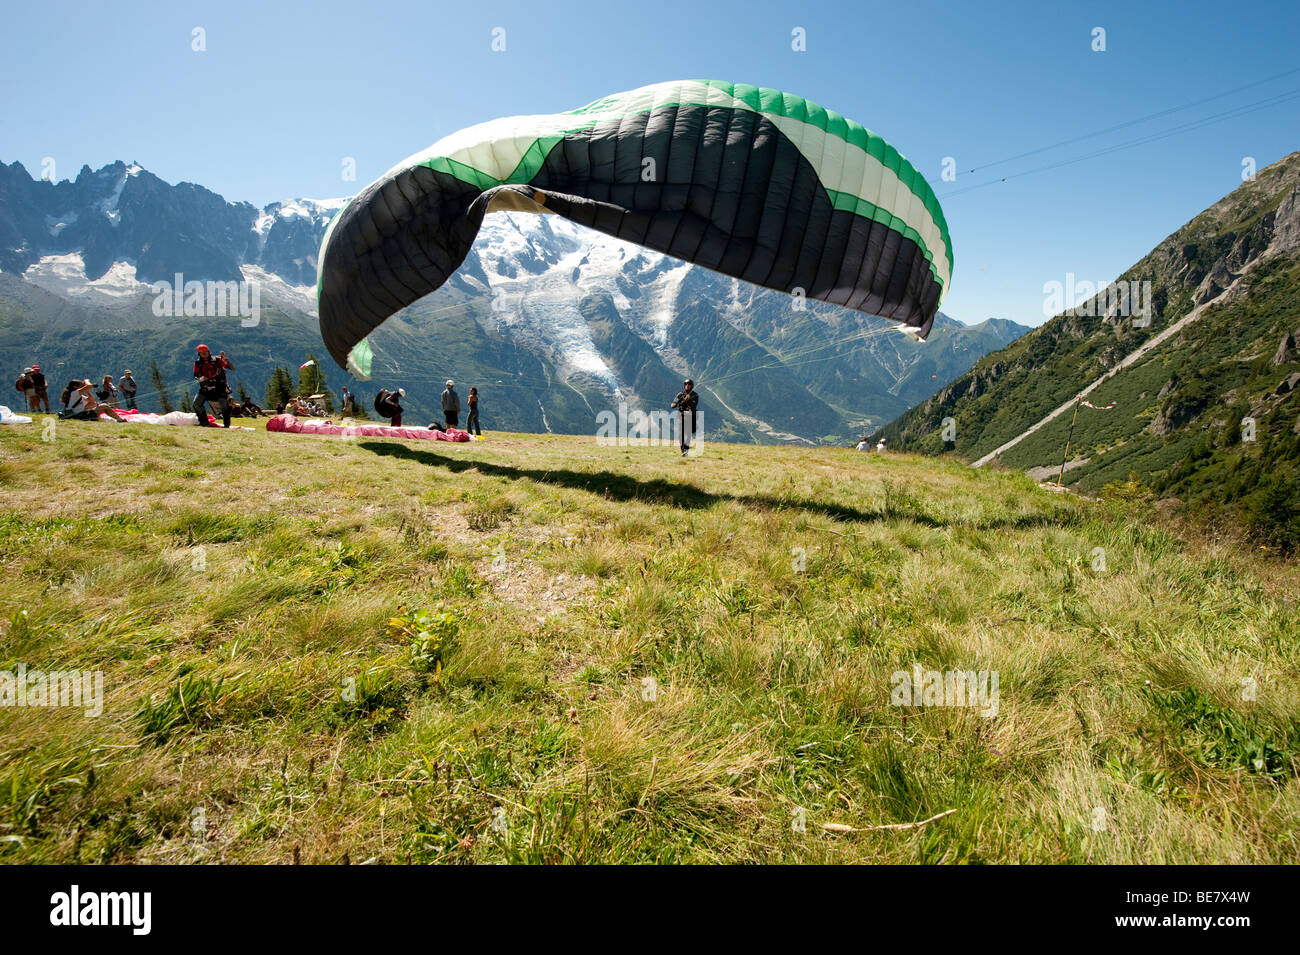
left=670, top=379, right=700, bottom=457
left=192, top=344, right=234, bottom=428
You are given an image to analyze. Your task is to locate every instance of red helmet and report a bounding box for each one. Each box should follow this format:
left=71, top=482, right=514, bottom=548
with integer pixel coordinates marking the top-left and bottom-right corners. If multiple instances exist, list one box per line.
left=196, top=343, right=210, bottom=353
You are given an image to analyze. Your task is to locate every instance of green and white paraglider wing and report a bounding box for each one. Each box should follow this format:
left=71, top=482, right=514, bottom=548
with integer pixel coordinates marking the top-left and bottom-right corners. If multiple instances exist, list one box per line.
left=316, top=80, right=953, bottom=370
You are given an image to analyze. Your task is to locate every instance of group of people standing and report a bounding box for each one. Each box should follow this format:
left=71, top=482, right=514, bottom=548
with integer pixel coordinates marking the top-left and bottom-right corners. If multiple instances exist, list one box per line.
left=13, top=365, right=49, bottom=412
left=16, top=350, right=706, bottom=453
left=15, top=365, right=139, bottom=416
left=13, top=345, right=248, bottom=427
left=372, top=379, right=481, bottom=435
left=442, top=380, right=481, bottom=434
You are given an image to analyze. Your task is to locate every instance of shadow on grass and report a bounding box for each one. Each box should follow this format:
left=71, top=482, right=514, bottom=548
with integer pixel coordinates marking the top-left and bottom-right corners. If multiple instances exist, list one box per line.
left=360, top=441, right=1070, bottom=533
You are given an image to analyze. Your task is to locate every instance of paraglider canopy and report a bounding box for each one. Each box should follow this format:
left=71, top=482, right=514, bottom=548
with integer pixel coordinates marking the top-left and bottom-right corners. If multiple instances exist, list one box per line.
left=317, top=80, right=953, bottom=376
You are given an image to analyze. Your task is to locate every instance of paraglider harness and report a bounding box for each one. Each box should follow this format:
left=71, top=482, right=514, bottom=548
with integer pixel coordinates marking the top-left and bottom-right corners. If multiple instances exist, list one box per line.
left=194, top=357, right=231, bottom=402
left=194, top=354, right=233, bottom=428
left=671, top=385, right=699, bottom=454
left=374, top=389, right=401, bottom=420
left=671, top=389, right=698, bottom=428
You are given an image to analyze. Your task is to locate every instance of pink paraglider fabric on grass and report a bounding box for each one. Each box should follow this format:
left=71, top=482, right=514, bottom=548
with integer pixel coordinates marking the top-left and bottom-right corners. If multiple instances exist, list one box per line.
left=266, top=414, right=470, bottom=442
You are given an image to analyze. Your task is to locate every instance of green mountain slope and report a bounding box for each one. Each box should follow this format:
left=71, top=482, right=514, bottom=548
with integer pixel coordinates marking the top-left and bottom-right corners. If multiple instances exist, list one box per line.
left=879, top=151, right=1300, bottom=549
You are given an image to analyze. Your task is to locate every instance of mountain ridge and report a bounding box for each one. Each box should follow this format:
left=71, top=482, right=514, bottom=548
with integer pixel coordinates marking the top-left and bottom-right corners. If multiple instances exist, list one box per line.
left=878, top=150, right=1300, bottom=549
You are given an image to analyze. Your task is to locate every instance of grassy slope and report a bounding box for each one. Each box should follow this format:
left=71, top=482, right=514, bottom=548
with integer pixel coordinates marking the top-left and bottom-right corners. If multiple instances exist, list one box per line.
left=1, top=420, right=1298, bottom=863
left=875, top=153, right=1300, bottom=546
left=972, top=258, right=1300, bottom=495
left=877, top=153, right=1300, bottom=460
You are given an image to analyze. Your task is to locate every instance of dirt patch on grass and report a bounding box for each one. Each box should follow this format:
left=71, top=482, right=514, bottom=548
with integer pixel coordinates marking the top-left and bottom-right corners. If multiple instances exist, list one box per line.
left=477, top=558, right=595, bottom=619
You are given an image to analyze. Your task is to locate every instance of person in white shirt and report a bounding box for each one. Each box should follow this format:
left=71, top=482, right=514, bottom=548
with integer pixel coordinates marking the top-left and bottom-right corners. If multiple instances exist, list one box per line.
left=67, top=379, right=125, bottom=421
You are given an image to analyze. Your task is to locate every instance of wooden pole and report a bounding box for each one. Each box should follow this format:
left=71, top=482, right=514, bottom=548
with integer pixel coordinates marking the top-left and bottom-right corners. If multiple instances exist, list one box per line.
left=1057, top=397, right=1081, bottom=487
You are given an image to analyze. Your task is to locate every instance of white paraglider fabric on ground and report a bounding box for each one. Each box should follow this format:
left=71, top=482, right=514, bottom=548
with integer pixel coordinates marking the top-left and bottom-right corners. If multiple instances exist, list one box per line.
left=101, top=409, right=203, bottom=425
left=0, top=405, right=34, bottom=424
left=98, top=409, right=255, bottom=428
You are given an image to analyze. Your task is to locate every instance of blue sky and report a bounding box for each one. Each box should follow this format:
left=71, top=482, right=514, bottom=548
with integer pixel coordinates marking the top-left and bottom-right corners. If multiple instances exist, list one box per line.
left=3, top=0, right=1298, bottom=327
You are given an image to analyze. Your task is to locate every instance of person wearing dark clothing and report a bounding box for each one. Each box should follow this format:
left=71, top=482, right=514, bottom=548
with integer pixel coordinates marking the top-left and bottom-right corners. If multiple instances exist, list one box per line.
left=670, top=379, right=699, bottom=457
left=29, top=365, right=49, bottom=412
left=192, top=344, right=233, bottom=428
left=341, top=386, right=356, bottom=417
left=466, top=387, right=481, bottom=436
left=118, top=370, right=138, bottom=410
left=375, top=388, right=404, bottom=426
left=441, top=380, right=460, bottom=430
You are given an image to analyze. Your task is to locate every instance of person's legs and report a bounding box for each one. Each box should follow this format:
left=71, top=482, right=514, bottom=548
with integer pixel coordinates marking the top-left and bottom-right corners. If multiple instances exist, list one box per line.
left=467, top=410, right=479, bottom=434
left=392, top=412, right=402, bottom=427
left=195, top=395, right=211, bottom=425
left=446, top=411, right=459, bottom=429
left=40, top=390, right=50, bottom=412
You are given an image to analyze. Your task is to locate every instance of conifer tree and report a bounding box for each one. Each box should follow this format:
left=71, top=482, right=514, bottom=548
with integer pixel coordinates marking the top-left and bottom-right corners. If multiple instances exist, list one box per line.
left=149, top=359, right=174, bottom=413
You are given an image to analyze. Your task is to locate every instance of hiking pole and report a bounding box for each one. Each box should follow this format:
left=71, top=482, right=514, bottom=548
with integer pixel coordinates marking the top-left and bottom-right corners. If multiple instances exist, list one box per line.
left=1057, top=396, right=1081, bottom=487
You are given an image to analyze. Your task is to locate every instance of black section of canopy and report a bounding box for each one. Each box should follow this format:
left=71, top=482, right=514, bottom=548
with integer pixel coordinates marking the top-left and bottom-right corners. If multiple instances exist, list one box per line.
left=318, top=105, right=942, bottom=369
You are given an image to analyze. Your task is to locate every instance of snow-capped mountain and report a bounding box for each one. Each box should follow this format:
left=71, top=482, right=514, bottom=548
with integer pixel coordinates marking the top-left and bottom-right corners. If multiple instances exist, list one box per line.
left=0, top=160, right=1028, bottom=439
left=1, top=160, right=340, bottom=294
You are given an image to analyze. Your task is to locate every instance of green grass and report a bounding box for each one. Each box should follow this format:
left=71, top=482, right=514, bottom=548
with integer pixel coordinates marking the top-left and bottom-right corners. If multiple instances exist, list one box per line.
left=1, top=419, right=1297, bottom=863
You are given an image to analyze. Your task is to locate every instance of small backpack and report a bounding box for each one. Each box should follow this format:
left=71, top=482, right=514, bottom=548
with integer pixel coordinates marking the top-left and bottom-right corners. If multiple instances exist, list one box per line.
left=373, top=389, right=395, bottom=419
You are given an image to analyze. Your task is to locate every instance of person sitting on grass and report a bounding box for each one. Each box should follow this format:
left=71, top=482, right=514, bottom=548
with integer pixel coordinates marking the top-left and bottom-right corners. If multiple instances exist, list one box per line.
left=97, top=374, right=119, bottom=408
left=62, top=379, right=125, bottom=421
